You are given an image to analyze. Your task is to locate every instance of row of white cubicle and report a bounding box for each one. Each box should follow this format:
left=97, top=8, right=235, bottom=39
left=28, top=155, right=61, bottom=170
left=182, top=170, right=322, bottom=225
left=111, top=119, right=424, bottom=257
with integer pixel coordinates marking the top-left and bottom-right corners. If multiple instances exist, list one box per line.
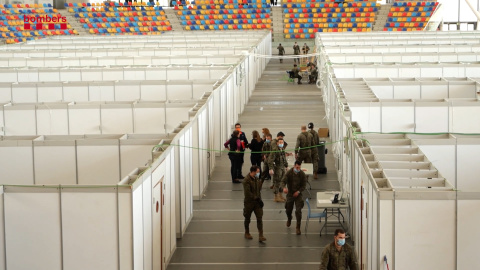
left=0, top=31, right=271, bottom=270
left=316, top=31, right=480, bottom=270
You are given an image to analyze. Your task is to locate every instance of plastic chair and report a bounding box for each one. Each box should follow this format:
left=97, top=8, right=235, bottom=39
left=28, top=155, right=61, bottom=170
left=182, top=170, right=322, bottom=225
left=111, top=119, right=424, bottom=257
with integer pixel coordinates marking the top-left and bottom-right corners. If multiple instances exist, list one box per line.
left=305, top=198, right=327, bottom=236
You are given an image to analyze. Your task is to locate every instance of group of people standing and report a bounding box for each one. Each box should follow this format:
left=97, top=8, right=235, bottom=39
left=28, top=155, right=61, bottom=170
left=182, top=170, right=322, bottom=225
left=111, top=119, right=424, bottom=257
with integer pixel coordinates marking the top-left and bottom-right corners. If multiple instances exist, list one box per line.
left=224, top=122, right=323, bottom=238
left=224, top=123, right=358, bottom=269
left=278, top=42, right=318, bottom=85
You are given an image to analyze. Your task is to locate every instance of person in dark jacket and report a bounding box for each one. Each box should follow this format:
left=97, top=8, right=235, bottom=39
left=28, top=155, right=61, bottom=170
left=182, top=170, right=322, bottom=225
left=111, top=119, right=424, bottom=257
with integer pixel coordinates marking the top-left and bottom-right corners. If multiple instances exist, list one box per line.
left=224, top=130, right=244, bottom=183
left=249, top=130, right=264, bottom=176
left=243, top=165, right=266, bottom=242
left=319, top=228, right=358, bottom=270
left=235, top=123, right=248, bottom=178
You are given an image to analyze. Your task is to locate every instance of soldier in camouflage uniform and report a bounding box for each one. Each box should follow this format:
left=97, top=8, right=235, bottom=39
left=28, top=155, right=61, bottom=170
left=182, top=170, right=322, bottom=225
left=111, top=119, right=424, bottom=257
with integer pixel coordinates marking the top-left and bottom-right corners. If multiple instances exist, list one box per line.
left=268, top=138, right=288, bottom=203
left=280, top=160, right=307, bottom=235
left=243, top=165, right=266, bottom=242
left=308, top=122, right=319, bottom=179
left=261, top=133, right=272, bottom=182
left=295, top=125, right=312, bottom=163
left=319, top=228, right=358, bottom=270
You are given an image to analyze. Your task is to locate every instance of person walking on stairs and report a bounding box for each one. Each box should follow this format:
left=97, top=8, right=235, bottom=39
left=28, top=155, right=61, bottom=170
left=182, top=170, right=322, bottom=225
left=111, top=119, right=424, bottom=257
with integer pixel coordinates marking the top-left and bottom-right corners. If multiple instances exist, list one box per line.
left=243, top=166, right=266, bottom=242
left=268, top=138, right=288, bottom=203
left=295, top=125, right=312, bottom=163
left=281, top=161, right=307, bottom=235
left=308, top=122, right=319, bottom=179
left=293, top=42, right=300, bottom=64
left=277, top=43, right=285, bottom=63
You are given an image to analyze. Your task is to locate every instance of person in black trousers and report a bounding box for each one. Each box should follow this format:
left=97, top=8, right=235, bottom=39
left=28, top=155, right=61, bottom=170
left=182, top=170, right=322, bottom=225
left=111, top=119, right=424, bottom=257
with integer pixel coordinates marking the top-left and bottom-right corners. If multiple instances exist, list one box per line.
left=235, top=123, right=249, bottom=178
left=224, top=130, right=244, bottom=183
left=249, top=130, right=264, bottom=176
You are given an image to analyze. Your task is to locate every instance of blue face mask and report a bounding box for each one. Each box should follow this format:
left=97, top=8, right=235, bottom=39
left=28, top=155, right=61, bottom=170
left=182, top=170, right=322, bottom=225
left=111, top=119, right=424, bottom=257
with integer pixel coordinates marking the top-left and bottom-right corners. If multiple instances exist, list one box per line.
left=265, top=139, right=270, bottom=143
left=278, top=144, right=284, bottom=148
left=294, top=168, right=300, bottom=173
left=255, top=172, right=260, bottom=178
left=337, top=238, right=345, bottom=246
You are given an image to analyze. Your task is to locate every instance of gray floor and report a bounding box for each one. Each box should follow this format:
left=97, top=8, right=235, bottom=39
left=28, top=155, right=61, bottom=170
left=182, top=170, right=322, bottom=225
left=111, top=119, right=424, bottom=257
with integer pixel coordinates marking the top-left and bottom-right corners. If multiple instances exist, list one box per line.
left=167, top=58, right=344, bottom=270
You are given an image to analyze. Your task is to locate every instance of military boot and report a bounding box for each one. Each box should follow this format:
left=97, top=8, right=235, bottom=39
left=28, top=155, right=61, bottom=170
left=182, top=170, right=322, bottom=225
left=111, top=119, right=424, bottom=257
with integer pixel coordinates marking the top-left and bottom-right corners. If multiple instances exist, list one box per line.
left=278, top=193, right=286, bottom=202
left=296, top=221, right=301, bottom=235
left=244, top=229, right=253, bottom=240
left=286, top=218, right=292, bottom=227
left=274, top=193, right=283, bottom=202
left=258, top=230, right=266, bottom=242
left=314, top=172, right=318, bottom=179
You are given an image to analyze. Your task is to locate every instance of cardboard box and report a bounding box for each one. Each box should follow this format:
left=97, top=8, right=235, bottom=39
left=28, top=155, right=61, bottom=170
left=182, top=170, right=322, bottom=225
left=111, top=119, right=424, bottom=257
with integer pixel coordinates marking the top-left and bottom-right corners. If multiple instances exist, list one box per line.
left=318, top=128, right=329, bottom=138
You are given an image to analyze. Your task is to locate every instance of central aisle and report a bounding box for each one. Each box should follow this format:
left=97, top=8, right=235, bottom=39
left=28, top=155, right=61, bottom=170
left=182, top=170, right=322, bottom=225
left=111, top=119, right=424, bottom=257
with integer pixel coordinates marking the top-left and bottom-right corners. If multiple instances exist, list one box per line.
left=167, top=58, right=341, bottom=270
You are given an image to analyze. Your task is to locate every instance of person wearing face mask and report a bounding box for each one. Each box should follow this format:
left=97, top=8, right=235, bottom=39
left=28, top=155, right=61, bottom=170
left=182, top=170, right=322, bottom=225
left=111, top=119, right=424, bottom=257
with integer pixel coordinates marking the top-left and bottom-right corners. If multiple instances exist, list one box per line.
left=242, top=166, right=266, bottom=242
left=261, top=127, right=270, bottom=141
left=267, top=138, right=288, bottom=203
left=261, top=133, right=273, bottom=182
left=235, top=123, right=248, bottom=178
left=280, top=160, right=306, bottom=235
left=319, top=229, right=358, bottom=270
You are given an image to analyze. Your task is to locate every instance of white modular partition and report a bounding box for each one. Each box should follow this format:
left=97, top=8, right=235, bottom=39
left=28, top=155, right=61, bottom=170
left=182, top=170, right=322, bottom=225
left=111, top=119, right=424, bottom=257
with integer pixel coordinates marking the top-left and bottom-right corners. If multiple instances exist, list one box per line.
left=0, top=55, right=242, bottom=68
left=326, top=52, right=480, bottom=64
left=0, top=31, right=272, bottom=270
left=322, top=44, right=480, bottom=54
left=0, top=65, right=233, bottom=83
left=0, top=101, right=195, bottom=136
left=348, top=100, right=480, bottom=133
left=0, top=134, right=167, bottom=185
left=0, top=184, right=133, bottom=270
left=329, top=63, right=480, bottom=79
left=0, top=80, right=217, bottom=103
left=352, top=133, right=480, bottom=270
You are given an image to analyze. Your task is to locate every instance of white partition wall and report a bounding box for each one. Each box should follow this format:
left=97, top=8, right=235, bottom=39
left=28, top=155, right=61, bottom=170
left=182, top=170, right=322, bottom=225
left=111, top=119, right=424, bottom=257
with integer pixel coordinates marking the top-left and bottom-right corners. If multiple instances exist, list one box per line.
left=0, top=31, right=271, bottom=270
left=317, top=32, right=480, bottom=270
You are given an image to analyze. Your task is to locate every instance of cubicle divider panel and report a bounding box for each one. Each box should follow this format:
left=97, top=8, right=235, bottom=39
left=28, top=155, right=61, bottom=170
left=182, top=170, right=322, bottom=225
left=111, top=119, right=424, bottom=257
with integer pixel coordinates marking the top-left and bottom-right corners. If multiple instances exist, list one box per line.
left=413, top=139, right=456, bottom=187
left=450, top=103, right=480, bottom=134
left=4, top=187, right=62, bottom=270
left=61, top=187, right=119, bottom=270
left=414, top=103, right=449, bottom=133
left=68, top=105, right=102, bottom=135
left=457, top=199, right=480, bottom=269
left=0, top=140, right=34, bottom=185
left=394, top=200, right=456, bottom=270
left=37, top=104, right=70, bottom=135
left=76, top=140, right=120, bottom=185
left=4, top=104, right=37, bottom=136
left=101, top=104, right=135, bottom=135
left=191, top=120, right=201, bottom=201
left=0, top=191, right=3, bottom=270
left=33, top=140, right=77, bottom=185
left=456, top=139, right=480, bottom=191
left=132, top=181, right=145, bottom=270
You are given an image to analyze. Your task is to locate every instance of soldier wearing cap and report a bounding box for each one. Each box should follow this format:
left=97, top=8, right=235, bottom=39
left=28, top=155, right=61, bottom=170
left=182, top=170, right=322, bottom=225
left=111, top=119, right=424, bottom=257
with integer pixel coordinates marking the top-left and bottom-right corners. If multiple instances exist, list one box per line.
left=308, top=122, right=319, bottom=179
left=267, top=137, right=288, bottom=203
left=295, top=125, right=313, bottom=163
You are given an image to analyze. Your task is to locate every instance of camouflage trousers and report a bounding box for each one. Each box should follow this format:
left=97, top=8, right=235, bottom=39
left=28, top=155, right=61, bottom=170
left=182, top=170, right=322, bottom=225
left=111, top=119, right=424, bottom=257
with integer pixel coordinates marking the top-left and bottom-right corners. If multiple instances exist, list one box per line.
left=285, top=194, right=304, bottom=222
left=243, top=201, right=263, bottom=231
left=296, top=150, right=312, bottom=163
left=272, top=165, right=286, bottom=194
